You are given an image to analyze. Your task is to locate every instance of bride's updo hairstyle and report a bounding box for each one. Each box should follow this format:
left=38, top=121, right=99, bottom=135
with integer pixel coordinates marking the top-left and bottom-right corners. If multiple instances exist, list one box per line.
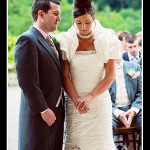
left=72, top=0, right=95, bottom=19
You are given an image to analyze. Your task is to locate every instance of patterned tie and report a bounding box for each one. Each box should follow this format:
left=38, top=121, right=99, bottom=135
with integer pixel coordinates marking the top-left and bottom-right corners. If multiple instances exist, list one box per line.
left=46, top=35, right=59, bottom=58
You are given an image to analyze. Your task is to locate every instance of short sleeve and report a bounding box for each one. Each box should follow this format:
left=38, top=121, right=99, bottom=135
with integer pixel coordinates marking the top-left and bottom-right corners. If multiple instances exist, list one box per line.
left=105, top=33, right=122, bottom=60
left=56, top=27, right=78, bottom=62
left=94, top=28, right=122, bottom=63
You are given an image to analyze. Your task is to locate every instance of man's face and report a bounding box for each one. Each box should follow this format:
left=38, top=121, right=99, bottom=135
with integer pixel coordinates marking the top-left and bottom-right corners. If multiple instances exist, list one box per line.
left=125, top=40, right=138, bottom=57
left=42, top=2, right=61, bottom=32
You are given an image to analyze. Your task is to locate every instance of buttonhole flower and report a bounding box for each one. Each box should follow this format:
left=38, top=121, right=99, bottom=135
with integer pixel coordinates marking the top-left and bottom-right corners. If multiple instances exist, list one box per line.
left=126, top=68, right=140, bottom=80
left=51, top=36, right=60, bottom=45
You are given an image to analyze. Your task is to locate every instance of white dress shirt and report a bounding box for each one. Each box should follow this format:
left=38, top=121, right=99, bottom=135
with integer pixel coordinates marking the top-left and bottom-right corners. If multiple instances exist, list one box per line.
left=114, top=60, right=139, bottom=117
left=128, top=51, right=140, bottom=64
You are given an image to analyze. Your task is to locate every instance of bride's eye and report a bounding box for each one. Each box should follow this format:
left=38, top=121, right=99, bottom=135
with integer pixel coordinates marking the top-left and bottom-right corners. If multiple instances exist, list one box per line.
left=85, top=22, right=91, bottom=24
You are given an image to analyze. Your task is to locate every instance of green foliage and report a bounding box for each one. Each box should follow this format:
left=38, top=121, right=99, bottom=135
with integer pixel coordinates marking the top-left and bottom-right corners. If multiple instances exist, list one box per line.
left=8, top=0, right=32, bottom=36
left=8, top=36, right=17, bottom=52
left=96, top=11, right=128, bottom=32
left=96, top=0, right=107, bottom=11
left=8, top=36, right=17, bottom=72
left=95, top=0, right=141, bottom=11
left=95, top=7, right=141, bottom=33
left=119, top=8, right=142, bottom=33
left=8, top=0, right=142, bottom=36
left=8, top=36, right=17, bottom=63
left=57, top=0, right=73, bottom=32
left=8, top=0, right=142, bottom=72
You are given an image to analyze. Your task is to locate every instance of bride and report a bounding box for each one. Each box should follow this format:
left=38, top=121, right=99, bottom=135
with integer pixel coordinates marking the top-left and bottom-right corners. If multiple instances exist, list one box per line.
left=57, top=0, right=121, bottom=149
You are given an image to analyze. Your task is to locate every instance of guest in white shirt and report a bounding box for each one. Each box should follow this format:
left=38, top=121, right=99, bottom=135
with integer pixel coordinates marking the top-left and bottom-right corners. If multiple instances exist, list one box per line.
left=109, top=58, right=142, bottom=149
left=109, top=57, right=142, bottom=130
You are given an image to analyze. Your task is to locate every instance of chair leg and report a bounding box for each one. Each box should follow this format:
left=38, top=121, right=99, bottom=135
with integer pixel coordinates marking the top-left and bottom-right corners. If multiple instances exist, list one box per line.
left=124, top=133, right=129, bottom=147
left=132, top=131, right=136, bottom=150
left=137, top=131, right=141, bottom=150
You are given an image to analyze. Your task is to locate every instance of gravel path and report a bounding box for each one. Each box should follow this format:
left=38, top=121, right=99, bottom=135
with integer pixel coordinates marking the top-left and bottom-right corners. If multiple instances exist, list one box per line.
left=7, top=86, right=20, bottom=150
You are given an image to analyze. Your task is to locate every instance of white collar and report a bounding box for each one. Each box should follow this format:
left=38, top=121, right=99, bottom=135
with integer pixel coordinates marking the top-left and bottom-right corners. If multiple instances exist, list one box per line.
left=33, top=25, right=48, bottom=39
left=128, top=51, right=139, bottom=61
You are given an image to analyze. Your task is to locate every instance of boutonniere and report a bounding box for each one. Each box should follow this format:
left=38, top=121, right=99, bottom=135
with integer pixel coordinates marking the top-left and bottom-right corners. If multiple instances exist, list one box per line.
left=126, top=68, right=140, bottom=80
left=51, top=36, right=60, bottom=45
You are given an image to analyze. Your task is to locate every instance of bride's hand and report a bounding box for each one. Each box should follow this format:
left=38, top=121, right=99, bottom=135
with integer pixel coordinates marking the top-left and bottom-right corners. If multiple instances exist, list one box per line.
left=74, top=97, right=89, bottom=114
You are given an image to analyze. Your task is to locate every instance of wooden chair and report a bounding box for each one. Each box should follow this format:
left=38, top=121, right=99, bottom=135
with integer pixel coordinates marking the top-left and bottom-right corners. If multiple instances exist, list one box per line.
left=114, top=126, right=141, bottom=150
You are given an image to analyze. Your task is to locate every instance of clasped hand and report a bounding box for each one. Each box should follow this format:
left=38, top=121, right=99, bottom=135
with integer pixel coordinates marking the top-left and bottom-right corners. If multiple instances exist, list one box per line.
left=118, top=109, right=136, bottom=128
left=74, top=94, right=94, bottom=114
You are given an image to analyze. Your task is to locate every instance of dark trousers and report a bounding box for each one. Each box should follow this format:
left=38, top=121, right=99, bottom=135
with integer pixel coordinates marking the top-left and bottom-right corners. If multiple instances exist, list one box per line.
left=34, top=104, right=65, bottom=150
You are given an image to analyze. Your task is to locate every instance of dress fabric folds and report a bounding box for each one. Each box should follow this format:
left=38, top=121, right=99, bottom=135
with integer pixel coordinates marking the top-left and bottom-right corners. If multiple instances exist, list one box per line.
left=57, top=20, right=121, bottom=150
left=64, top=51, right=116, bottom=150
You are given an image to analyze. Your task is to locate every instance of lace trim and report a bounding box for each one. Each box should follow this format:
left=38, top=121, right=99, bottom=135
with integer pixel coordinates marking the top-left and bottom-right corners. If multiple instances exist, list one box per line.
left=75, top=50, right=96, bottom=55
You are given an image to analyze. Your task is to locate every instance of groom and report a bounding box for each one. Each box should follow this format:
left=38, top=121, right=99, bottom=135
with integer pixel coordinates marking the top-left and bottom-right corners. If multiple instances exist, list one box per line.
left=14, top=0, right=65, bottom=150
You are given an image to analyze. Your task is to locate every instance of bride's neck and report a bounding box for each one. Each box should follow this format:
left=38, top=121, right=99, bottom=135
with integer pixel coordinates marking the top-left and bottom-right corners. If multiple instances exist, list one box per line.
left=77, top=32, right=93, bottom=40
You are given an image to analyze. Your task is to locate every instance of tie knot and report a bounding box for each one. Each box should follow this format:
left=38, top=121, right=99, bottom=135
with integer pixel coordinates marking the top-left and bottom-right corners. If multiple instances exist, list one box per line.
left=46, top=35, right=59, bottom=58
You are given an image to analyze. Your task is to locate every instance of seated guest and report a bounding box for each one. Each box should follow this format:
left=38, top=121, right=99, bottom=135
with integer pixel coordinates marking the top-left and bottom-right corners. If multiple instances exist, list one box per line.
left=123, top=33, right=141, bottom=64
left=109, top=58, right=142, bottom=149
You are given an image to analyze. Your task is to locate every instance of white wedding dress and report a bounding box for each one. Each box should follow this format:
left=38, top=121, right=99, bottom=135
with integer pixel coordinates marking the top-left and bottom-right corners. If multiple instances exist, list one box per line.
left=57, top=20, right=121, bottom=150
left=64, top=50, right=116, bottom=150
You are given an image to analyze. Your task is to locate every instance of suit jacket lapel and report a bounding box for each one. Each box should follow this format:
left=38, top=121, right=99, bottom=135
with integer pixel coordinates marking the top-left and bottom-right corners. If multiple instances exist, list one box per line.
left=39, top=38, right=62, bottom=70
left=29, top=26, right=62, bottom=72
left=53, top=40, right=63, bottom=70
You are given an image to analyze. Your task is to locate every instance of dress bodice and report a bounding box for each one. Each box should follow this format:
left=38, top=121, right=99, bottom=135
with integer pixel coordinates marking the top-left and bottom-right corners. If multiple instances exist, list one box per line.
left=70, top=50, right=105, bottom=94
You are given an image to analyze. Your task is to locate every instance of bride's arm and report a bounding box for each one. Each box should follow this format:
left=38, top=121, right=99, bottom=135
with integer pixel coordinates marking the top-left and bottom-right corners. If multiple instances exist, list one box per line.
left=63, top=60, right=79, bottom=102
left=63, top=60, right=89, bottom=113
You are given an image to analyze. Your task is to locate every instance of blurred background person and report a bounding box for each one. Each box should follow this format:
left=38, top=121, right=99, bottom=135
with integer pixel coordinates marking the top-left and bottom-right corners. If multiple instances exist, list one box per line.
left=109, top=57, right=142, bottom=150
left=123, top=33, right=141, bottom=64
left=118, top=31, right=128, bottom=54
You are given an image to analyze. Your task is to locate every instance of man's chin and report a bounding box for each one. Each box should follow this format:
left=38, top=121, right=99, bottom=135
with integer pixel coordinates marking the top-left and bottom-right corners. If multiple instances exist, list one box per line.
left=52, top=26, right=57, bottom=32
left=50, top=27, right=57, bottom=32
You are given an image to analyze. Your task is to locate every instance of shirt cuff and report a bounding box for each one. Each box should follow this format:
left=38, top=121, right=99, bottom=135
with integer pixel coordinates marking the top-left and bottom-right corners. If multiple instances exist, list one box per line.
left=41, top=108, right=49, bottom=114
left=114, top=109, right=124, bottom=118
left=130, top=107, right=140, bottom=115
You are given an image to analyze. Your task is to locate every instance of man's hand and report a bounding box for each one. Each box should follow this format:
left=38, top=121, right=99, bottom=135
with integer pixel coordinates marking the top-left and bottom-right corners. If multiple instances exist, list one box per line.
left=126, top=109, right=136, bottom=127
left=118, top=111, right=129, bottom=128
left=41, top=108, right=56, bottom=126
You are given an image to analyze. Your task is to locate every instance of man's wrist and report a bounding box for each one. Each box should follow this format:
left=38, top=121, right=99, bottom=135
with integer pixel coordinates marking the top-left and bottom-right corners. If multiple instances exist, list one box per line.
left=41, top=108, right=49, bottom=114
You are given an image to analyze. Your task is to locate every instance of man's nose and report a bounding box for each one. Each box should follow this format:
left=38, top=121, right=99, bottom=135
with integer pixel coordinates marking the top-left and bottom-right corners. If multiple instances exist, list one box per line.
left=131, top=47, right=137, bottom=51
left=57, top=15, right=61, bottom=22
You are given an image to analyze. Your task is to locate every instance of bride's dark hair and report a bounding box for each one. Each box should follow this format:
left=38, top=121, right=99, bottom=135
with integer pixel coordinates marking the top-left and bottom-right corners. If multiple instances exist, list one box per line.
left=72, top=0, right=95, bottom=19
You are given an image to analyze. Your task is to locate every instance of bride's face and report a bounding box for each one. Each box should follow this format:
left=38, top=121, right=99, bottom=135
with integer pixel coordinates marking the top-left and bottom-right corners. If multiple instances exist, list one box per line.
left=74, top=13, right=93, bottom=35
